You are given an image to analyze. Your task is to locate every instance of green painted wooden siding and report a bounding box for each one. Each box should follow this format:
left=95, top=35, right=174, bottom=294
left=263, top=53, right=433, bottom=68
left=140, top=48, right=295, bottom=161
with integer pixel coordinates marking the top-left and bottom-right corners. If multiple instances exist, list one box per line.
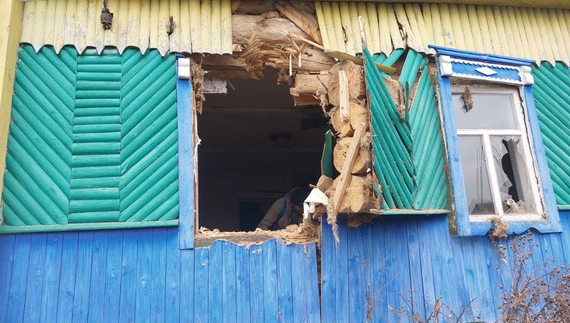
left=119, top=49, right=179, bottom=222
left=70, top=48, right=123, bottom=223
left=532, top=63, right=570, bottom=207
left=3, top=46, right=76, bottom=226
left=1, top=45, right=178, bottom=231
left=365, top=48, right=447, bottom=210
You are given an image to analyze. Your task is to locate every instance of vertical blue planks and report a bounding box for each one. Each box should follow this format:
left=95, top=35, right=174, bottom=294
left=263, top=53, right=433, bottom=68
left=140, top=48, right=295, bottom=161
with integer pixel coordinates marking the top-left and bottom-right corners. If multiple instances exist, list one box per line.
left=262, top=240, right=278, bottom=323
left=222, top=241, right=237, bottom=323
left=57, top=232, right=79, bottom=323
left=335, top=218, right=349, bottom=323
left=119, top=230, right=137, bottom=323
left=0, top=234, right=15, bottom=321
left=209, top=241, right=224, bottom=323
left=179, top=248, right=195, bottom=322
left=236, top=246, right=251, bottom=323
left=23, top=234, right=47, bottom=323
left=165, top=227, right=181, bottom=323
left=7, top=234, right=31, bottom=322
left=291, top=244, right=307, bottom=322
left=249, top=244, right=265, bottom=323
left=88, top=231, right=108, bottom=323
left=303, top=243, right=320, bottom=323
left=195, top=247, right=210, bottom=323
left=276, top=240, right=293, bottom=323
left=347, top=222, right=365, bottom=323
left=405, top=221, right=426, bottom=321
left=320, top=220, right=336, bottom=323
left=150, top=228, right=167, bottom=323
left=134, top=229, right=152, bottom=323
left=73, top=232, right=94, bottom=322
left=41, top=233, right=63, bottom=322
left=103, top=230, right=123, bottom=322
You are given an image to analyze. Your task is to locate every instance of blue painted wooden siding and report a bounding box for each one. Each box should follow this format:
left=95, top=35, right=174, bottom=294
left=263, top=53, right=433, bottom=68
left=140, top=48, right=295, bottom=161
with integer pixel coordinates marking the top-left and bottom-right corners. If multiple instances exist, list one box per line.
left=0, top=228, right=320, bottom=323
left=321, top=211, right=570, bottom=323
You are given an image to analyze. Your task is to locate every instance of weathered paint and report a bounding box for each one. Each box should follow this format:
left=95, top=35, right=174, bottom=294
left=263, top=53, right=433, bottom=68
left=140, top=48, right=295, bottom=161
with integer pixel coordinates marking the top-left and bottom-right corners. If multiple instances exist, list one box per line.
left=365, top=49, right=447, bottom=210
left=321, top=211, right=570, bottom=322
left=315, top=2, right=570, bottom=64
left=313, top=0, right=570, bottom=10
left=0, top=0, right=23, bottom=211
left=0, top=228, right=320, bottom=323
left=532, top=63, right=570, bottom=207
left=70, top=48, right=122, bottom=223
left=19, top=0, right=233, bottom=56
left=1, top=45, right=178, bottom=232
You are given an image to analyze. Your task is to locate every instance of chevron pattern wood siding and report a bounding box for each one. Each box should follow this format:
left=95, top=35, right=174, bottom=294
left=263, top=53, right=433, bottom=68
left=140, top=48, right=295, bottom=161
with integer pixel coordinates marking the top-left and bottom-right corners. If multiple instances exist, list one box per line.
left=1, top=45, right=178, bottom=232
left=2, top=46, right=76, bottom=226
left=119, top=49, right=179, bottom=222
left=70, top=48, right=122, bottom=223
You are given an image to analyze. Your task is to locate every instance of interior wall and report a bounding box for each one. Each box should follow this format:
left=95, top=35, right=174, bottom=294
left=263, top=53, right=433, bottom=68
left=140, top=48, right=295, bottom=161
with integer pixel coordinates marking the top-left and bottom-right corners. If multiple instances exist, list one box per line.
left=197, top=69, right=327, bottom=231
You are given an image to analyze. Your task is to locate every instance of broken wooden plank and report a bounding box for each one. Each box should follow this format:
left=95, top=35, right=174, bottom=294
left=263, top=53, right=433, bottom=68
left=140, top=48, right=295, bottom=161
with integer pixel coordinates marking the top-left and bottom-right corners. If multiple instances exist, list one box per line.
left=325, top=50, right=396, bottom=75
left=339, top=70, right=349, bottom=121
left=331, top=125, right=366, bottom=217
left=274, top=2, right=323, bottom=46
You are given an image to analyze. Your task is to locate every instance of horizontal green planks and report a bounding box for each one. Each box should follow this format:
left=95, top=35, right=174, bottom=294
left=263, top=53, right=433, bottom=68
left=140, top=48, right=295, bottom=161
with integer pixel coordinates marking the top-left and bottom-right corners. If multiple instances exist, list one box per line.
left=119, top=49, right=179, bottom=223
left=532, top=63, right=570, bottom=206
left=2, top=46, right=76, bottom=226
left=69, top=48, right=122, bottom=223
left=0, top=229, right=320, bottom=323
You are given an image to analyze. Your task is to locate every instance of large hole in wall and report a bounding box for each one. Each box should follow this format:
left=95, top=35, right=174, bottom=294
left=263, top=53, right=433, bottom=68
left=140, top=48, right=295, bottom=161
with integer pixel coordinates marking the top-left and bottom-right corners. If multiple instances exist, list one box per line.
left=197, top=68, right=328, bottom=232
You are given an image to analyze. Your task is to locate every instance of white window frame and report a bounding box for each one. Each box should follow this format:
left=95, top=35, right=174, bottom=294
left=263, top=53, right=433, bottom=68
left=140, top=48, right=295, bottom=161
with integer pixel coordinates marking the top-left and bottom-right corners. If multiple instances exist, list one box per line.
left=452, top=85, right=544, bottom=223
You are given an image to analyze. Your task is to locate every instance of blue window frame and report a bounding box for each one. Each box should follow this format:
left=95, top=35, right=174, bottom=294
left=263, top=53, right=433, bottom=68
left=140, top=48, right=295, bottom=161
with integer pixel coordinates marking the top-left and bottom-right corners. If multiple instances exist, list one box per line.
left=430, top=46, right=561, bottom=236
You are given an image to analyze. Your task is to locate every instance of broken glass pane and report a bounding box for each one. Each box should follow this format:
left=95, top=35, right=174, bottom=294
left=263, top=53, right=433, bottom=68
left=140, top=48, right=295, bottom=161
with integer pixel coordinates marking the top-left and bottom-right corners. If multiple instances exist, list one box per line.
left=452, top=92, right=518, bottom=130
left=490, top=136, right=537, bottom=215
left=458, top=136, right=495, bottom=215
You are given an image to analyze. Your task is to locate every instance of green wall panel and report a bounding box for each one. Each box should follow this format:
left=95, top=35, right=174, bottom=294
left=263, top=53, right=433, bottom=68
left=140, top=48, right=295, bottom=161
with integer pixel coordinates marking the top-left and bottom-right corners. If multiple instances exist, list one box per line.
left=532, top=63, right=570, bottom=206
left=119, top=49, right=179, bottom=222
left=2, top=46, right=76, bottom=225
left=2, top=45, right=179, bottom=231
left=69, top=48, right=122, bottom=223
left=365, top=49, right=447, bottom=210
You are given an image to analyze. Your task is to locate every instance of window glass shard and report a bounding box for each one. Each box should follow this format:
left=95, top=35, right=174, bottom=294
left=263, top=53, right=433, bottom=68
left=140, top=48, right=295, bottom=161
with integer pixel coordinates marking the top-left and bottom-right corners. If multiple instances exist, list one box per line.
left=452, top=93, right=518, bottom=130
left=490, top=136, right=537, bottom=215
left=458, top=135, right=494, bottom=215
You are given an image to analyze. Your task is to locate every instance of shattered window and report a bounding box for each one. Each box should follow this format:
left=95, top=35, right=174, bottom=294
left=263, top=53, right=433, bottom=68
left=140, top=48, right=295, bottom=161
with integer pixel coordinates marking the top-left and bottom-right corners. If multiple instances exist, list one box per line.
left=452, top=87, right=543, bottom=222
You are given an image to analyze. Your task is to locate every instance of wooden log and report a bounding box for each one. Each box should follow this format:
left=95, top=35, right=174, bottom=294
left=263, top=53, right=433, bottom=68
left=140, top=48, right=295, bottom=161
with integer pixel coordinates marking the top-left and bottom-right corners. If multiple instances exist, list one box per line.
left=315, top=175, right=334, bottom=192
left=333, top=136, right=371, bottom=175
left=331, top=174, right=379, bottom=214
left=274, top=2, right=323, bottom=45
left=329, top=102, right=369, bottom=137
left=328, top=61, right=366, bottom=107
left=194, top=15, right=336, bottom=79
left=331, top=125, right=365, bottom=217
left=289, top=74, right=328, bottom=97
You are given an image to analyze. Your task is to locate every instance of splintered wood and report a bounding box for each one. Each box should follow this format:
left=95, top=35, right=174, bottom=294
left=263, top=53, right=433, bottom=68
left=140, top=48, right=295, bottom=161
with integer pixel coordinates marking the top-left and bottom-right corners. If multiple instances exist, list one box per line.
left=323, top=60, right=380, bottom=235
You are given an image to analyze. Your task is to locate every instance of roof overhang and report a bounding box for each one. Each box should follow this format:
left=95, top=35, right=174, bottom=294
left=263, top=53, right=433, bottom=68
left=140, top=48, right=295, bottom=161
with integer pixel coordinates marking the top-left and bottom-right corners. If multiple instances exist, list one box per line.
left=312, top=0, right=570, bottom=10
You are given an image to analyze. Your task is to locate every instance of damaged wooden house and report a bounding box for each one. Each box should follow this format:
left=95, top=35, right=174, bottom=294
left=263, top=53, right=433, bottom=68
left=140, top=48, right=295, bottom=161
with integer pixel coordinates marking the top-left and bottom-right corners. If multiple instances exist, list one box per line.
left=0, top=0, right=569, bottom=321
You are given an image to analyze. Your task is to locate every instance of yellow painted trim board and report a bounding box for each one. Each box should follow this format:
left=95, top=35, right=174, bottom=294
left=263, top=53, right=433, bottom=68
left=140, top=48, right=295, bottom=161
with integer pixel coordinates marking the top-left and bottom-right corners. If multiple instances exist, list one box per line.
left=0, top=0, right=23, bottom=207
